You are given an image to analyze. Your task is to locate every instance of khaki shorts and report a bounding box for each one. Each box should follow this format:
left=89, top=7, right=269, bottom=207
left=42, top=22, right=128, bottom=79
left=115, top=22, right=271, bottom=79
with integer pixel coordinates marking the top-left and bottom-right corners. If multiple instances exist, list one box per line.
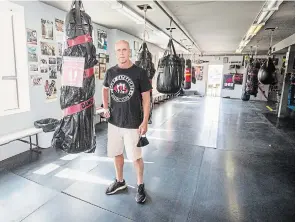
left=107, top=123, right=142, bottom=161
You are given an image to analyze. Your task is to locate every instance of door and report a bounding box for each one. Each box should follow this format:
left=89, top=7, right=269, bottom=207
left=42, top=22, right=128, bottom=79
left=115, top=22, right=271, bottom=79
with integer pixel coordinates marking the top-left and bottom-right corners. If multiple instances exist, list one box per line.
left=207, top=65, right=223, bottom=97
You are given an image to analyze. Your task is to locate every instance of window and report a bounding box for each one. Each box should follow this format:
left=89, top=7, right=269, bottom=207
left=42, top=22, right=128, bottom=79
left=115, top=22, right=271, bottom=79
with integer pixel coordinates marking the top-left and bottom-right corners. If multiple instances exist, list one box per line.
left=0, top=2, right=30, bottom=116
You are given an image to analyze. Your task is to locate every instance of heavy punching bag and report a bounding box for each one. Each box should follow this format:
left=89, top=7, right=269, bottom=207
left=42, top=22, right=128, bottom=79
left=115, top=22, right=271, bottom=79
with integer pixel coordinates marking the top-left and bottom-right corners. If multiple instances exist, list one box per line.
left=52, top=0, right=97, bottom=153
left=156, top=39, right=182, bottom=94
left=184, top=59, right=192, bottom=89
left=258, top=57, right=276, bottom=85
left=245, top=60, right=260, bottom=97
left=179, top=55, right=185, bottom=95
left=135, top=42, right=156, bottom=124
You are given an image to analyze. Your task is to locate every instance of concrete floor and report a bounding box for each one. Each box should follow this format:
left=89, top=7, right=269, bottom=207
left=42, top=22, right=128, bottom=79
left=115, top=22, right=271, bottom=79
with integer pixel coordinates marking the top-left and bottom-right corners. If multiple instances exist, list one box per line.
left=0, top=96, right=294, bottom=222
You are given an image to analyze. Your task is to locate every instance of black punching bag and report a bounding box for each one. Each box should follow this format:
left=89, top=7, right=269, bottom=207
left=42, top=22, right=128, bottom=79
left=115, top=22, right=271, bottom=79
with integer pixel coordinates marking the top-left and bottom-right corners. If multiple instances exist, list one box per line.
left=258, top=57, right=276, bottom=85
left=52, top=0, right=97, bottom=153
left=184, top=59, right=192, bottom=89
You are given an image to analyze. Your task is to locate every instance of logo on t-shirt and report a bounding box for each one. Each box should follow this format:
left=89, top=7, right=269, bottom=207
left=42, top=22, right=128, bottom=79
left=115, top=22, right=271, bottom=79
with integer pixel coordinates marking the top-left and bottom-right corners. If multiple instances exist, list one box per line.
left=110, top=75, right=135, bottom=102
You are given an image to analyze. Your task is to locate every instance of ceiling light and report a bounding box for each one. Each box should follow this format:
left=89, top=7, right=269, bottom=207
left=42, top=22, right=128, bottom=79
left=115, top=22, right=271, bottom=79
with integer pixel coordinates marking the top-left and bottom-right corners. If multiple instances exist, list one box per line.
left=234, top=0, right=283, bottom=53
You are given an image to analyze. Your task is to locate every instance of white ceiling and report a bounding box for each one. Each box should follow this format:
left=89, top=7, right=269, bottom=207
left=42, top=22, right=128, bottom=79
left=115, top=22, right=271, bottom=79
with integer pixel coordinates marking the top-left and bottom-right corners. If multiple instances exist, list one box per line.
left=247, top=1, right=295, bottom=54
left=42, top=0, right=295, bottom=55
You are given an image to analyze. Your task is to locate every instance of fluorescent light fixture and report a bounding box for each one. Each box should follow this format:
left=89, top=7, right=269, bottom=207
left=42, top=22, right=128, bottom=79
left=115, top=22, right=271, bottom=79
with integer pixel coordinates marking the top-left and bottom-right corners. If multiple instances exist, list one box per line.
left=235, top=0, right=283, bottom=53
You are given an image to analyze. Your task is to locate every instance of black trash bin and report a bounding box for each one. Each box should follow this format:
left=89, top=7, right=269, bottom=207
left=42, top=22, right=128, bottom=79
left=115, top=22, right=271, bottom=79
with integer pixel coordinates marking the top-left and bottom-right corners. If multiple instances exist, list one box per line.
left=34, top=118, right=59, bottom=132
left=34, top=118, right=59, bottom=148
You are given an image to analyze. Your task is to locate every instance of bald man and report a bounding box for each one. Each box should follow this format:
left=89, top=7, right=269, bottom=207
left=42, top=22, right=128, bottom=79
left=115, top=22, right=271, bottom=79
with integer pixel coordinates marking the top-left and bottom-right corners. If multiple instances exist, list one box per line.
left=102, top=40, right=151, bottom=203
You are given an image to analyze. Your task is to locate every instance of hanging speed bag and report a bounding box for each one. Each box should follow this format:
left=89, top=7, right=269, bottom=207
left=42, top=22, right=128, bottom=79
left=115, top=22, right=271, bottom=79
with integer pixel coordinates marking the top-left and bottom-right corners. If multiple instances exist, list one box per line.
left=258, top=57, right=276, bottom=85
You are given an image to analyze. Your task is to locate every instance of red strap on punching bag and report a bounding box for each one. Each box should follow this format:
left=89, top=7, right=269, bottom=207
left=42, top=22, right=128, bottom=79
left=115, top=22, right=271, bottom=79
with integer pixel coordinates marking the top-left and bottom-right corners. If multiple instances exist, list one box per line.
left=84, top=67, right=94, bottom=78
left=67, top=33, right=92, bottom=47
left=185, top=68, right=191, bottom=82
left=63, top=97, right=94, bottom=116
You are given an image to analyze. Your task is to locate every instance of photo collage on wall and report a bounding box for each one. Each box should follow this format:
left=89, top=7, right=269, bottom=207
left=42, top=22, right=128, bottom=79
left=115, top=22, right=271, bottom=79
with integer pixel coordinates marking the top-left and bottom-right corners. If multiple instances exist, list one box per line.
left=25, top=17, right=64, bottom=102
left=26, top=27, right=41, bottom=87
left=41, top=18, right=64, bottom=102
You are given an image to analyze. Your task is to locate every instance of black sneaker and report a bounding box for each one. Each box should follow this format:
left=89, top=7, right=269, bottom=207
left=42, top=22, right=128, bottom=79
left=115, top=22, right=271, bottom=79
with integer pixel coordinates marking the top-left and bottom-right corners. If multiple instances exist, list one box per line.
left=135, top=184, right=146, bottom=203
left=106, top=179, right=127, bottom=195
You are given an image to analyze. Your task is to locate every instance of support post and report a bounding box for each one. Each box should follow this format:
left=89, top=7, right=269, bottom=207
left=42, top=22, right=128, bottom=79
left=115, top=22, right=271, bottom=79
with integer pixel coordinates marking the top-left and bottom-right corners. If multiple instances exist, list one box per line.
left=278, top=45, right=295, bottom=118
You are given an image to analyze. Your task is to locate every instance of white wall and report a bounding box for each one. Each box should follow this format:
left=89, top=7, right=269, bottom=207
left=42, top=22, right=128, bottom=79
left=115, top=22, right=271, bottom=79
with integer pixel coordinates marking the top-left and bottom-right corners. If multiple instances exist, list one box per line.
left=0, top=1, right=164, bottom=161
left=191, top=55, right=284, bottom=100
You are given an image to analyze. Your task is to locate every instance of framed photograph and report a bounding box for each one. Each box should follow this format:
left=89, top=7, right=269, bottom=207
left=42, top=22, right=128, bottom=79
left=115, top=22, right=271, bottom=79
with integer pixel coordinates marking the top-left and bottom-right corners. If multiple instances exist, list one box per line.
left=41, top=19, right=53, bottom=40
left=97, top=29, right=107, bottom=50
left=26, top=29, right=37, bottom=45
left=99, top=63, right=106, bottom=80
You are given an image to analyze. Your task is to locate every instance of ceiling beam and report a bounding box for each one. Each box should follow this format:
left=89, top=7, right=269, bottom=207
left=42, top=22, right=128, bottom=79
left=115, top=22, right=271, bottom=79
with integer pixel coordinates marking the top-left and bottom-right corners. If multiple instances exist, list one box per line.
left=272, top=34, right=295, bottom=53
left=118, top=1, right=189, bottom=52
left=153, top=0, right=202, bottom=54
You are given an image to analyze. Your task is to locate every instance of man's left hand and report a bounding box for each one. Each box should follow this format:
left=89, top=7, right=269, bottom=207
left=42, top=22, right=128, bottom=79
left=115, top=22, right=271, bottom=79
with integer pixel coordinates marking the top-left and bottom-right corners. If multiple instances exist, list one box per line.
left=138, top=121, right=148, bottom=135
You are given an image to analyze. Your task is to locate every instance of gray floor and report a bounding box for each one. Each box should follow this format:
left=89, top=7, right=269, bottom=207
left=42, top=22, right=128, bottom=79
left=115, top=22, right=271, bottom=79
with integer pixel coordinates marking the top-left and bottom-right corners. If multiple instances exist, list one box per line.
left=0, top=96, right=294, bottom=222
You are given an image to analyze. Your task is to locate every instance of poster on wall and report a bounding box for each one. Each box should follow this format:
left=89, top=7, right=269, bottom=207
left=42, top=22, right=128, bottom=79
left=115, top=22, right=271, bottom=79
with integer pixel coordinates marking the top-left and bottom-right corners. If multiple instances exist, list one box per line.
left=233, top=73, right=243, bottom=85
left=31, top=75, right=43, bottom=86
left=99, top=63, right=106, bottom=80
left=62, top=56, right=85, bottom=87
left=29, top=63, right=39, bottom=73
left=41, top=19, right=54, bottom=40
left=40, top=42, right=56, bottom=56
left=44, top=79, right=57, bottom=102
left=26, top=29, right=37, bottom=45
left=196, top=66, right=203, bottom=81
left=223, top=74, right=235, bottom=90
left=57, top=57, right=62, bottom=73
left=94, top=66, right=100, bottom=79
left=58, top=42, right=63, bottom=56
left=49, top=57, right=57, bottom=64
left=40, top=64, right=48, bottom=74
left=97, top=29, right=107, bottom=51
left=39, top=56, right=48, bottom=65
left=98, top=53, right=106, bottom=63
left=55, top=18, right=64, bottom=32
left=49, top=65, right=57, bottom=79
left=27, top=46, right=38, bottom=62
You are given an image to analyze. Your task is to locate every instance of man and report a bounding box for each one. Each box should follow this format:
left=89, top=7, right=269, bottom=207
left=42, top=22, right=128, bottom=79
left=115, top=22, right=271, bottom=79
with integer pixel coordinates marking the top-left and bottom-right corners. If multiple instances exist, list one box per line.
left=102, top=40, right=151, bottom=203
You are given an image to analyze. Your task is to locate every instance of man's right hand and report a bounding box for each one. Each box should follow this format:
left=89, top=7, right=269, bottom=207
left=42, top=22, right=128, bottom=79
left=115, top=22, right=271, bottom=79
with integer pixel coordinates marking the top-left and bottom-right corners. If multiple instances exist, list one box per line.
left=103, top=108, right=110, bottom=118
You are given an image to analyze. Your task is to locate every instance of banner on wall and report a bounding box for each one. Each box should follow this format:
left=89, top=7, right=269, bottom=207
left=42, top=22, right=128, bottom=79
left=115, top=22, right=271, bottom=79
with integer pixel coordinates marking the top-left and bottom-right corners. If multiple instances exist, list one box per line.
left=223, top=74, right=235, bottom=90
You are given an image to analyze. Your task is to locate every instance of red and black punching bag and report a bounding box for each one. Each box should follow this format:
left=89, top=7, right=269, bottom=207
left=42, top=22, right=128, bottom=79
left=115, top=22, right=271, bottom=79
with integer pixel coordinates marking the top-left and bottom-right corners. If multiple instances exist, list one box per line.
left=184, top=59, right=192, bottom=89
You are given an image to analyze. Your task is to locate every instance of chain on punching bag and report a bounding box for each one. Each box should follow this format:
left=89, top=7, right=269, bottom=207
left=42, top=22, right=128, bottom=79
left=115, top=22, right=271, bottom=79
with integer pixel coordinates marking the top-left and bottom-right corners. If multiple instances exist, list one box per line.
left=184, top=59, right=192, bottom=89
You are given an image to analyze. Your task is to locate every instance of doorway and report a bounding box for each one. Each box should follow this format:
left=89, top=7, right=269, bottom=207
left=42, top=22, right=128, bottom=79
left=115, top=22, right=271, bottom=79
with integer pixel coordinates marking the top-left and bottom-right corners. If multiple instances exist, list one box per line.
left=206, top=65, right=223, bottom=97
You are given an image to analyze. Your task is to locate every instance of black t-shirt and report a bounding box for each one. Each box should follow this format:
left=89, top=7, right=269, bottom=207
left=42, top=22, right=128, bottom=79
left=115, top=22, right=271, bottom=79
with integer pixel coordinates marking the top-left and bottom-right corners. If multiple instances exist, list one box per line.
left=103, top=64, right=152, bottom=129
